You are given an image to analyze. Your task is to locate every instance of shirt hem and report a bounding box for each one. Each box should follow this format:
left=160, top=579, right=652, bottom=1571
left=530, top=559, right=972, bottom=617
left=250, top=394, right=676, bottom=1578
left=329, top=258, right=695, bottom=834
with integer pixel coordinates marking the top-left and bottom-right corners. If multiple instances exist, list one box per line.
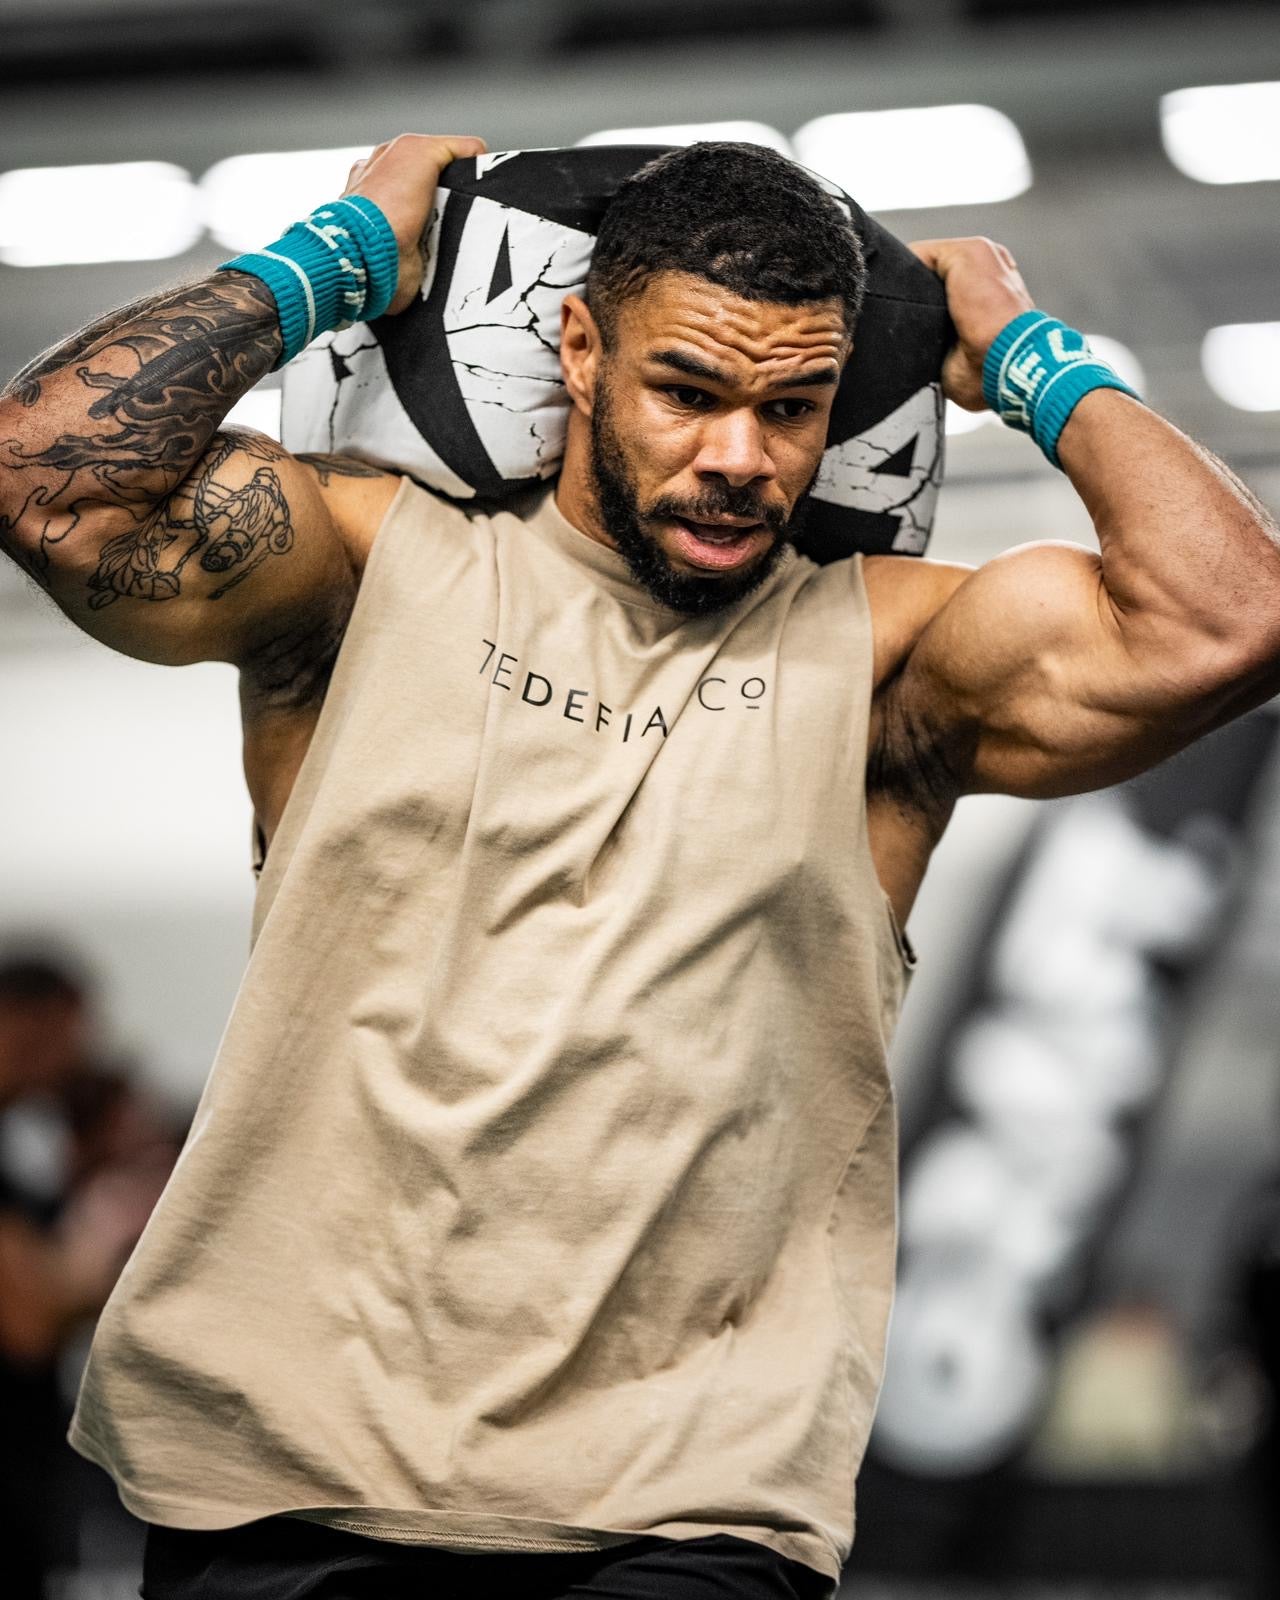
left=69, top=1420, right=841, bottom=1582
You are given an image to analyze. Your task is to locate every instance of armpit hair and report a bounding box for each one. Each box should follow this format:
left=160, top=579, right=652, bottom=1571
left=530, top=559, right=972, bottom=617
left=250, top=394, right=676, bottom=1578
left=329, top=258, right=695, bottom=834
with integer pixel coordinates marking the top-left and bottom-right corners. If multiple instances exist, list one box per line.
left=868, top=668, right=975, bottom=835
left=239, top=605, right=348, bottom=715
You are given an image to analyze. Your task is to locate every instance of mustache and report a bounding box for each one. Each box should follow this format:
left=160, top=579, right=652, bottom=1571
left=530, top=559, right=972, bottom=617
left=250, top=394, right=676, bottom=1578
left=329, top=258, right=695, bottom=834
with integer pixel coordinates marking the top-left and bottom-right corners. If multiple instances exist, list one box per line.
left=647, top=488, right=790, bottom=536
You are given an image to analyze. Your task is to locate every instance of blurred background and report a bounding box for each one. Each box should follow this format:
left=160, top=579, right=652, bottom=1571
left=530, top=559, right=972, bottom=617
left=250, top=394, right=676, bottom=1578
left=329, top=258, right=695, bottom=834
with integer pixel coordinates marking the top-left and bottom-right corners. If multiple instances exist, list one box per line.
left=1, top=0, right=1279, bottom=1595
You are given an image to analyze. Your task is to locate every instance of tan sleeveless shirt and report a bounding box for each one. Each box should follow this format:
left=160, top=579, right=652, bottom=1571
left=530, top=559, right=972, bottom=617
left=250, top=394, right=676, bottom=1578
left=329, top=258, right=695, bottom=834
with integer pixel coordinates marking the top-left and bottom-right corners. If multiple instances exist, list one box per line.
left=70, top=481, right=912, bottom=1582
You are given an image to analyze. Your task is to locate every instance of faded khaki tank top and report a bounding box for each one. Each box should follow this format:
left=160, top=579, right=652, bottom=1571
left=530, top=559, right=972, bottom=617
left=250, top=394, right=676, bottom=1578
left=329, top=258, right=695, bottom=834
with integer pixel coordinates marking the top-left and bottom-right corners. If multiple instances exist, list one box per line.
left=71, top=481, right=913, bottom=1582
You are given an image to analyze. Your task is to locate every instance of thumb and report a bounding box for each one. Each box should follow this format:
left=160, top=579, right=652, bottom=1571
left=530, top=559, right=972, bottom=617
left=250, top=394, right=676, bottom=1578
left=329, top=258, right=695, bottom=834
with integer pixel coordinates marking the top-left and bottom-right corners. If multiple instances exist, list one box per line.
left=908, top=238, right=947, bottom=276
left=438, top=135, right=488, bottom=164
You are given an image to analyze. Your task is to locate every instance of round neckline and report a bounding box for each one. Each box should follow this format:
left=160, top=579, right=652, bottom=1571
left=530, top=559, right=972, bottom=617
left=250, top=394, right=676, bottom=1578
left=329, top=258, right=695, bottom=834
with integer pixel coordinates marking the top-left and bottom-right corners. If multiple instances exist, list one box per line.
left=531, top=488, right=668, bottom=611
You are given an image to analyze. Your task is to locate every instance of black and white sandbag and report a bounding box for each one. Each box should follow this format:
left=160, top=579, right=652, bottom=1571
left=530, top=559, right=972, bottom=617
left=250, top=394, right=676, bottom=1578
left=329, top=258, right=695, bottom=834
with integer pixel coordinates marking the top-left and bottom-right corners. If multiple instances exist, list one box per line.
left=280, top=146, right=952, bottom=561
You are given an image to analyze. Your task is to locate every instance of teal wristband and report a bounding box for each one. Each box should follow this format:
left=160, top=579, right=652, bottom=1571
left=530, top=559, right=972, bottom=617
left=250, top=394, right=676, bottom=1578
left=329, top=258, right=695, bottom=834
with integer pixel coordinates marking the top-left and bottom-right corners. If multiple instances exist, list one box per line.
left=218, top=194, right=399, bottom=370
left=982, top=310, right=1140, bottom=468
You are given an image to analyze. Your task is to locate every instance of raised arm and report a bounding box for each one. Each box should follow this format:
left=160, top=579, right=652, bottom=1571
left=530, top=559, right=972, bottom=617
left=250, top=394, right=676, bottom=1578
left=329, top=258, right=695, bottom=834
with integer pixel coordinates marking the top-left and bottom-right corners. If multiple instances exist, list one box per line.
left=878, top=237, right=1280, bottom=804
left=0, top=133, right=484, bottom=672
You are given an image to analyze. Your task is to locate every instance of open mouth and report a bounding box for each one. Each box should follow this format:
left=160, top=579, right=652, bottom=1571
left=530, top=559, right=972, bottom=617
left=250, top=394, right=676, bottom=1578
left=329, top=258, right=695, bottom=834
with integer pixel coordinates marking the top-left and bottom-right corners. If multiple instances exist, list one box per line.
left=670, top=517, right=769, bottom=571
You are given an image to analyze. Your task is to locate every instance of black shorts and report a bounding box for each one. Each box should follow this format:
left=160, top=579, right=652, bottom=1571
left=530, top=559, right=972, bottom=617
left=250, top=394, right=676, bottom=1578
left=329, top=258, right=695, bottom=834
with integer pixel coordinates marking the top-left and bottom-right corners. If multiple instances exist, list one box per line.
left=141, top=1516, right=837, bottom=1600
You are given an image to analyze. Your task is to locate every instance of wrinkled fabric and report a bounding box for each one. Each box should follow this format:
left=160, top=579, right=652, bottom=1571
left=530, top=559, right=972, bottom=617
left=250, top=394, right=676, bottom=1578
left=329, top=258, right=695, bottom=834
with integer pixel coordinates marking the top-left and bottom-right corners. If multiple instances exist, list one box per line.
left=72, top=483, right=911, bottom=1584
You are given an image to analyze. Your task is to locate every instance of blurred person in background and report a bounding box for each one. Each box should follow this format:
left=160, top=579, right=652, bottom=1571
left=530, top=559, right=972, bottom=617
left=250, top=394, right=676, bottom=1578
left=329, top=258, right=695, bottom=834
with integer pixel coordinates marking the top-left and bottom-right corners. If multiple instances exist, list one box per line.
left=1, top=132, right=1280, bottom=1600
left=0, top=955, right=176, bottom=1597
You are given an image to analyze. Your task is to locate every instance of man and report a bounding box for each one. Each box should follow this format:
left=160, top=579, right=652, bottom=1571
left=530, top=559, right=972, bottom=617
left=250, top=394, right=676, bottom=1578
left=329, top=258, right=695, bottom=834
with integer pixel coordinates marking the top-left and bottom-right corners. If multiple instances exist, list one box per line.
left=1, top=134, right=1277, bottom=1600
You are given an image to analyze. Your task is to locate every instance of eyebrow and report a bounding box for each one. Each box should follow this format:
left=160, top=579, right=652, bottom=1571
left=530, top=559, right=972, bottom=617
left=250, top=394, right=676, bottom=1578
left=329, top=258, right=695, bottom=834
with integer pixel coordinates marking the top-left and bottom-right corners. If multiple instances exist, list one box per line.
left=649, top=348, right=840, bottom=392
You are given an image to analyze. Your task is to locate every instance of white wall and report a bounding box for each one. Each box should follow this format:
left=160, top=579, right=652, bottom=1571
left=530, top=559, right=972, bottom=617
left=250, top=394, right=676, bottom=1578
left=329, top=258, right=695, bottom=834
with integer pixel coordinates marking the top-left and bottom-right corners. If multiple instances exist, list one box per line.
left=1, top=634, right=253, bottom=1101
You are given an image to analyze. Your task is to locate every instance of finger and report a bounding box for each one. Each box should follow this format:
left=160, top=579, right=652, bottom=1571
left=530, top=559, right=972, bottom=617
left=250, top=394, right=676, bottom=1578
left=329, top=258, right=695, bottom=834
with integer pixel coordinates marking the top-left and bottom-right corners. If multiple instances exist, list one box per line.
left=345, top=142, right=385, bottom=186
left=432, top=134, right=487, bottom=161
left=907, top=239, right=945, bottom=272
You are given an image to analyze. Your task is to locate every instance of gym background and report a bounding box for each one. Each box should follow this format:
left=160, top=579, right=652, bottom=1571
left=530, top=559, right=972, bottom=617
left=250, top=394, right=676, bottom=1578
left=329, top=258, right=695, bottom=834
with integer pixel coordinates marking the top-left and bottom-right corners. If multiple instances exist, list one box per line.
left=2, top=1, right=1278, bottom=1596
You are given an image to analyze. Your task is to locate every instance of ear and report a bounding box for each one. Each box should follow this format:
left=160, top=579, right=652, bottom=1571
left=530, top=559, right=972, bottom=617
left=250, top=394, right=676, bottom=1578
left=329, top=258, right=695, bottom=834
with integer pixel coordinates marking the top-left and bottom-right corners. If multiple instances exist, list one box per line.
left=560, top=294, right=603, bottom=416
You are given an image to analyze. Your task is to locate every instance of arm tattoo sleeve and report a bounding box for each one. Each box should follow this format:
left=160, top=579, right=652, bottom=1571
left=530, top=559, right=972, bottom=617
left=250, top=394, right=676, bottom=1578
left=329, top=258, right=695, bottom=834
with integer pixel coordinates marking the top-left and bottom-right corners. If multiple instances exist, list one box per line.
left=0, top=273, right=282, bottom=596
left=295, top=452, right=388, bottom=487
left=86, top=429, right=295, bottom=609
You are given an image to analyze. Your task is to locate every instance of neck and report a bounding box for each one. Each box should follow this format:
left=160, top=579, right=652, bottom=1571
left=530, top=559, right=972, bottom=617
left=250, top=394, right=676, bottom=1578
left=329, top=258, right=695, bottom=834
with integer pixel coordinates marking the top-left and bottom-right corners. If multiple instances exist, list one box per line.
left=556, top=421, right=617, bottom=553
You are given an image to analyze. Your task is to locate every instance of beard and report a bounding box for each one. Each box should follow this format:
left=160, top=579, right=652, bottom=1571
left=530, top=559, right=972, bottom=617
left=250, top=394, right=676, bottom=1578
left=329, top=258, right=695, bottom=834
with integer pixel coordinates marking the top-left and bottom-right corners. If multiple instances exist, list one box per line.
left=588, top=379, right=814, bottom=617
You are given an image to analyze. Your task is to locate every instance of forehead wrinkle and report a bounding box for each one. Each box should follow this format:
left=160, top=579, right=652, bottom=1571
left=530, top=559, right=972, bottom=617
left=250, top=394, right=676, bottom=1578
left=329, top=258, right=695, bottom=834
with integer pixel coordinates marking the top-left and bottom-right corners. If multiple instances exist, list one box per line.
left=646, top=333, right=843, bottom=400
left=637, top=317, right=845, bottom=400
left=680, top=303, right=843, bottom=362
left=649, top=347, right=839, bottom=395
left=620, top=272, right=847, bottom=382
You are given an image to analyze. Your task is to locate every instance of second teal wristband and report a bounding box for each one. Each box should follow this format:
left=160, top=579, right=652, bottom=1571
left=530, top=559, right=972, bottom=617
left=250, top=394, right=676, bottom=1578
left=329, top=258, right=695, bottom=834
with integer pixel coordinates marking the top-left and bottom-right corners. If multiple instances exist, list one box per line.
left=218, top=194, right=399, bottom=370
left=982, top=310, right=1140, bottom=468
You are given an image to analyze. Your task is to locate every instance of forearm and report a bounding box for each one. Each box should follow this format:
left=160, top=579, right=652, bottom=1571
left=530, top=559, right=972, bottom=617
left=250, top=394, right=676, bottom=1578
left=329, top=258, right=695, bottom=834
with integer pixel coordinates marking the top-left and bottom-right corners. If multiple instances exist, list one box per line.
left=1059, top=388, right=1280, bottom=685
left=0, top=271, right=280, bottom=587
left=0, top=136, right=482, bottom=601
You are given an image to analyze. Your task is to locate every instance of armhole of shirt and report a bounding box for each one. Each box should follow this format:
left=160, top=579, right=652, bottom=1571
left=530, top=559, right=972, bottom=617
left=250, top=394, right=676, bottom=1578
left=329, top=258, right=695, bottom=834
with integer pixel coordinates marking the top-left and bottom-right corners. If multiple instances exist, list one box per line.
left=246, top=475, right=420, bottom=882
left=849, top=552, right=918, bottom=977
left=251, top=818, right=267, bottom=879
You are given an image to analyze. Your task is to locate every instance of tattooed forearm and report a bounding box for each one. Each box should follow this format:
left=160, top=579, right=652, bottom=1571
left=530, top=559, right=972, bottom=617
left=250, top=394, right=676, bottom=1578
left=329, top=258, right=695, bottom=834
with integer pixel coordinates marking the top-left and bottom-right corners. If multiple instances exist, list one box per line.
left=0, top=272, right=281, bottom=582
left=3, top=283, right=227, bottom=407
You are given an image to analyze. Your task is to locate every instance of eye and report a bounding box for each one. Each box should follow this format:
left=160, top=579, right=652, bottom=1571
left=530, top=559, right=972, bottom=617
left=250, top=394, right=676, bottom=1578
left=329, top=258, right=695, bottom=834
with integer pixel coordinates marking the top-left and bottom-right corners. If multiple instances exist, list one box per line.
left=664, top=385, right=714, bottom=410
left=763, top=398, right=818, bottom=422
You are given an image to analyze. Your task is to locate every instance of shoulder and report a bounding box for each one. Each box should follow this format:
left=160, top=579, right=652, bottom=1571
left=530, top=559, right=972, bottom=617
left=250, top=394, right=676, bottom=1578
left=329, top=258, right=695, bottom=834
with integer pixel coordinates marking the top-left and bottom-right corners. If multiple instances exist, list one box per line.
left=296, top=455, right=405, bottom=575
left=292, top=456, right=489, bottom=576
left=863, top=553, right=974, bottom=693
left=326, top=469, right=510, bottom=578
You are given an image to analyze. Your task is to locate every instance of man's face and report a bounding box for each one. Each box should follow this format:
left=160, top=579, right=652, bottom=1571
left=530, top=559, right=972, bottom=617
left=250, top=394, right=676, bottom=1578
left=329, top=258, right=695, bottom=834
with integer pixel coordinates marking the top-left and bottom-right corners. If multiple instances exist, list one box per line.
left=586, top=272, right=848, bottom=616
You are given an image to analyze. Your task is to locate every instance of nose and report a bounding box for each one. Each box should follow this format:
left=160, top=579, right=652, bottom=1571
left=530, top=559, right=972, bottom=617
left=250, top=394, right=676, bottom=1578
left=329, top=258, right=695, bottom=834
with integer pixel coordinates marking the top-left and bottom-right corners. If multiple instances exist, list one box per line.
left=690, top=408, right=776, bottom=488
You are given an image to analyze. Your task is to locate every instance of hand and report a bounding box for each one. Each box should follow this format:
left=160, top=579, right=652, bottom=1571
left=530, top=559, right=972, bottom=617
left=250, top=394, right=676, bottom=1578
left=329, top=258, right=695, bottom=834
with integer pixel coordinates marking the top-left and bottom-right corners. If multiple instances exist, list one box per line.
left=909, top=236, right=1034, bottom=411
left=343, top=132, right=488, bottom=315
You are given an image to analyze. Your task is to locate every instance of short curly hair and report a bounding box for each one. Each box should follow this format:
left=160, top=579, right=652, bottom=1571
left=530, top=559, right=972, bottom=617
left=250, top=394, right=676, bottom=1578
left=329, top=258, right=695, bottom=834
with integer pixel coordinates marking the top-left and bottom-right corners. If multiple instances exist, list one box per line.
left=585, top=142, right=866, bottom=347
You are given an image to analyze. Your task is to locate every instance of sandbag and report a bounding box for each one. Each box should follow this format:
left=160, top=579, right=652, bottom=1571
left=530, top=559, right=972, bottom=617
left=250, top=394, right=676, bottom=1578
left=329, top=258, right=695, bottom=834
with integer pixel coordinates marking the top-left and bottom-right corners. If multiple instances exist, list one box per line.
left=280, top=146, right=952, bottom=561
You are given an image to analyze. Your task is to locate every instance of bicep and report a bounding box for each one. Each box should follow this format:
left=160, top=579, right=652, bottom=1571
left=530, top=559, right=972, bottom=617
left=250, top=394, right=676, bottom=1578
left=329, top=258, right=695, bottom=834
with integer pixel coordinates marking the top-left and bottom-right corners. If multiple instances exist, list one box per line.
left=899, top=540, right=1229, bottom=799
left=35, top=428, right=356, bottom=668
